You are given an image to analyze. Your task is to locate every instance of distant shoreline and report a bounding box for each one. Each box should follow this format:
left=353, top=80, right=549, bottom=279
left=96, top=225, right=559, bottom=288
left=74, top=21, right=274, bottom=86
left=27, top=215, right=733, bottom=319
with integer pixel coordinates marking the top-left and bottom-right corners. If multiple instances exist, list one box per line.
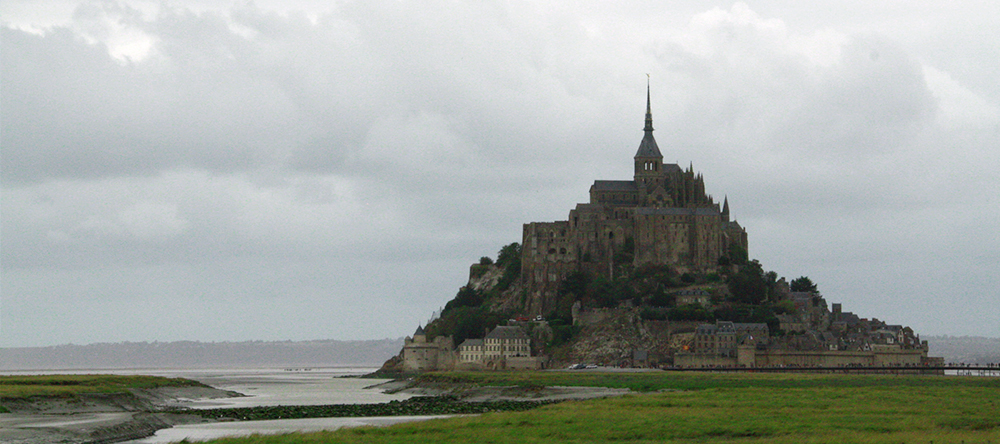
left=0, top=338, right=403, bottom=372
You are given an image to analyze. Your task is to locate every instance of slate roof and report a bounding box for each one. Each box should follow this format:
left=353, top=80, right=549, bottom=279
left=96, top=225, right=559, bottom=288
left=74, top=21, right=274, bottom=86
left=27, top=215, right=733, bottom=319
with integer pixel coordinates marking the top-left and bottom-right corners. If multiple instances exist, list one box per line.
left=459, top=339, right=484, bottom=348
left=485, top=325, right=529, bottom=340
left=697, top=321, right=768, bottom=335
left=635, top=132, right=662, bottom=158
left=592, top=180, right=637, bottom=192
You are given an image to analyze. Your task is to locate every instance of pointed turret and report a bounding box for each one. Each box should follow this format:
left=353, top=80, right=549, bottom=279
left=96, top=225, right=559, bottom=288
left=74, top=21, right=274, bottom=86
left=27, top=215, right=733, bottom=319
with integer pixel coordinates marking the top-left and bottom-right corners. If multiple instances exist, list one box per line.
left=722, top=196, right=730, bottom=221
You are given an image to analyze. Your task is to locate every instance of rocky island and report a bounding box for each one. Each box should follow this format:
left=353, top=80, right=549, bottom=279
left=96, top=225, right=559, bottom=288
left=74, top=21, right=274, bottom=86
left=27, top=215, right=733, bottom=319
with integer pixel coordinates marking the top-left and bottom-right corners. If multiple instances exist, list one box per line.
left=381, top=86, right=942, bottom=373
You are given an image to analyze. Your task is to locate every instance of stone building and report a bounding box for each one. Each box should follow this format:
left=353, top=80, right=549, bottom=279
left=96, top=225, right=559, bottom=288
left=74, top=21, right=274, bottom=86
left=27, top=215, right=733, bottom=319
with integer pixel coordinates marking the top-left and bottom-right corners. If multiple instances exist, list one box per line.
left=455, top=325, right=544, bottom=370
left=693, top=320, right=770, bottom=357
left=401, top=326, right=455, bottom=372
left=484, top=325, right=532, bottom=361
left=522, top=86, right=748, bottom=315
left=457, top=338, right=484, bottom=366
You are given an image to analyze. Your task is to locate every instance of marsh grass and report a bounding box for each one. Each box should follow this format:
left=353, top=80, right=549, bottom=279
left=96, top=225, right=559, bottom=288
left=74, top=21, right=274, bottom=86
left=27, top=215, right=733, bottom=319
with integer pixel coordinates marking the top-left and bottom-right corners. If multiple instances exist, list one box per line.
left=0, top=374, right=205, bottom=399
left=196, top=372, right=1000, bottom=444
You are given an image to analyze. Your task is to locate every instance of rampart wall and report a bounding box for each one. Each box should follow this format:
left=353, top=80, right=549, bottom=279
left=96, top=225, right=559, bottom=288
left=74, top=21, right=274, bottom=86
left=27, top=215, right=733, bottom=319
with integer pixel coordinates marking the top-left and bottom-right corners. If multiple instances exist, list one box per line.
left=675, top=348, right=928, bottom=368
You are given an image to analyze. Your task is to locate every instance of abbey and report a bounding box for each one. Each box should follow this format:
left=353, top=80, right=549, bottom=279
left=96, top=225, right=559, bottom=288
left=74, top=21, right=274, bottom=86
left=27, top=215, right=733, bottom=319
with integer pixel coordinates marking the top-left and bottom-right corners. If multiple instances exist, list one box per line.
left=522, top=87, right=748, bottom=314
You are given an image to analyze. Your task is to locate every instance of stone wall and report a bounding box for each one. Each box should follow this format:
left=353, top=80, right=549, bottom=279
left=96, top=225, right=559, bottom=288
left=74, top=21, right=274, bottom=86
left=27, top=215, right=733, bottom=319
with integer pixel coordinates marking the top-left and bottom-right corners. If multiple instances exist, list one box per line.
left=675, top=348, right=928, bottom=368
left=674, top=353, right=737, bottom=368
left=506, top=356, right=546, bottom=370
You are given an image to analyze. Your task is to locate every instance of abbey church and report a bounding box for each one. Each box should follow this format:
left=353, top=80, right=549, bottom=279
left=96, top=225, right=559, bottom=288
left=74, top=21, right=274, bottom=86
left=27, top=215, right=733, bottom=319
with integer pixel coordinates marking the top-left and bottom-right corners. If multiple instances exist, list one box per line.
left=521, top=87, right=748, bottom=314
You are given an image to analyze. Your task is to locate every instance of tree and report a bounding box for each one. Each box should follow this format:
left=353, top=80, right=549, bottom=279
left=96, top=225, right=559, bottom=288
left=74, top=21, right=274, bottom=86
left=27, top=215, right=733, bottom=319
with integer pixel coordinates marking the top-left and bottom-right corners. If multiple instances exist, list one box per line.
left=590, top=276, right=634, bottom=308
left=495, top=242, right=522, bottom=291
left=425, top=306, right=507, bottom=346
left=726, top=260, right=768, bottom=304
left=479, top=256, right=494, bottom=265
left=719, top=242, right=749, bottom=265
left=552, top=271, right=591, bottom=320
left=613, top=236, right=635, bottom=267
left=790, top=276, right=818, bottom=293
left=496, top=243, right=521, bottom=269
left=443, top=286, right=482, bottom=313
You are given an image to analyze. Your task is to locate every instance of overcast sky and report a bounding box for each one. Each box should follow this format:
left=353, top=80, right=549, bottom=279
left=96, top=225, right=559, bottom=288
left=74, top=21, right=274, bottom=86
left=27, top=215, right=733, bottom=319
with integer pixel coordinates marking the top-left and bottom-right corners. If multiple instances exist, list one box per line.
left=2, top=1, right=998, bottom=348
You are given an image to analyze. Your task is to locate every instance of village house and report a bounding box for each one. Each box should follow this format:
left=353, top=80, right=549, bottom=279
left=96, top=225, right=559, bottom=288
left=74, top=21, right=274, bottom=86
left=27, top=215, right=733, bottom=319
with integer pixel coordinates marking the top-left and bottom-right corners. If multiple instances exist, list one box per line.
left=675, top=289, right=711, bottom=306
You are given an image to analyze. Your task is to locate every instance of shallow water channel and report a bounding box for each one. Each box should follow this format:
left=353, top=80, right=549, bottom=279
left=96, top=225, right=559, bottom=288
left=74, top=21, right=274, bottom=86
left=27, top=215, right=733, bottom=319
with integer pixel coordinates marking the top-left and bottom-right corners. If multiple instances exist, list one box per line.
left=118, top=367, right=427, bottom=443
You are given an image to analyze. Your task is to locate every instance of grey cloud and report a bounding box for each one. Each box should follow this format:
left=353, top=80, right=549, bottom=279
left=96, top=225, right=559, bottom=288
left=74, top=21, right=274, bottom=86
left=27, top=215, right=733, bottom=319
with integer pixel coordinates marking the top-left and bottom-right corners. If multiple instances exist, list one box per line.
left=1, top=1, right=998, bottom=346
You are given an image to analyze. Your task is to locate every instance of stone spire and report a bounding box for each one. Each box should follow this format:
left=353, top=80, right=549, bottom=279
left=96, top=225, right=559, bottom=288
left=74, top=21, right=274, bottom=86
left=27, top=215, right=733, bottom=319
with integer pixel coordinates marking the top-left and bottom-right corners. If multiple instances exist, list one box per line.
left=644, top=81, right=654, bottom=132
left=635, top=79, right=662, bottom=158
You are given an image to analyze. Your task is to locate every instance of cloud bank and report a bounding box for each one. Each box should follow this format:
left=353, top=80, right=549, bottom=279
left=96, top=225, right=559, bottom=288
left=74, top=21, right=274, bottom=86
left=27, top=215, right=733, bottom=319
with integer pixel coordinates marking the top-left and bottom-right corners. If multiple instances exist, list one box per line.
left=2, top=1, right=998, bottom=346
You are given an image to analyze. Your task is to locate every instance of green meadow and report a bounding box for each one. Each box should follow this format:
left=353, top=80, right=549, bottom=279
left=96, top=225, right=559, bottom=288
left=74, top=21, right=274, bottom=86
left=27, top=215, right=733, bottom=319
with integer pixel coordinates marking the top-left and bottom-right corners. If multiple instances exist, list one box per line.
left=0, top=374, right=206, bottom=399
left=196, top=372, right=999, bottom=444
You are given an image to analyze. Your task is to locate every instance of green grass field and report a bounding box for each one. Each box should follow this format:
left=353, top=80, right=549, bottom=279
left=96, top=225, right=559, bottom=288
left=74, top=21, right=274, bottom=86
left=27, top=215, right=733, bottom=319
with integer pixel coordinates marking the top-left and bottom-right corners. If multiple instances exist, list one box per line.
left=195, top=372, right=1000, bottom=444
left=0, top=374, right=206, bottom=399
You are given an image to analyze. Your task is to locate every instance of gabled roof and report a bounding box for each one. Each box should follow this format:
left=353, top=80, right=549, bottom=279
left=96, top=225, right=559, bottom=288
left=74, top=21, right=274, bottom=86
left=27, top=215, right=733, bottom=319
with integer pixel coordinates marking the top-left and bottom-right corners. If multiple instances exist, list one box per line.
left=459, top=338, right=484, bottom=348
left=413, top=325, right=425, bottom=336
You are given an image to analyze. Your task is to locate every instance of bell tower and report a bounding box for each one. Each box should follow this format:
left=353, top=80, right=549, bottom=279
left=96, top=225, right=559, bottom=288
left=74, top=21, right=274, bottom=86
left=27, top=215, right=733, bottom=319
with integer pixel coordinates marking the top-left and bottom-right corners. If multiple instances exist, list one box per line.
left=634, top=80, right=663, bottom=191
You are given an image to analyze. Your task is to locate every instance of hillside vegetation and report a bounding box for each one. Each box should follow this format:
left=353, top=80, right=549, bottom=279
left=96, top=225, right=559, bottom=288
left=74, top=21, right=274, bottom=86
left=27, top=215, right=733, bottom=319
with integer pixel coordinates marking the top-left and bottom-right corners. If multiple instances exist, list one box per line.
left=420, top=242, right=821, bottom=363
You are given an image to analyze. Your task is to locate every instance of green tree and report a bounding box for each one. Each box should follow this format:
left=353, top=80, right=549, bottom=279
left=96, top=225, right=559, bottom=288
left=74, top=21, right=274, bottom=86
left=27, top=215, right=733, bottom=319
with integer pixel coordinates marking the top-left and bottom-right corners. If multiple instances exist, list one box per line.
left=443, top=286, right=483, bottom=313
left=496, top=243, right=521, bottom=269
left=726, top=260, right=768, bottom=304
left=790, top=276, right=818, bottom=293
left=613, top=236, right=635, bottom=267
left=590, top=276, right=634, bottom=308
left=551, top=271, right=591, bottom=320
left=668, top=304, right=713, bottom=321
left=425, top=306, right=508, bottom=346
left=495, top=243, right=522, bottom=291
left=727, top=242, right=748, bottom=265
